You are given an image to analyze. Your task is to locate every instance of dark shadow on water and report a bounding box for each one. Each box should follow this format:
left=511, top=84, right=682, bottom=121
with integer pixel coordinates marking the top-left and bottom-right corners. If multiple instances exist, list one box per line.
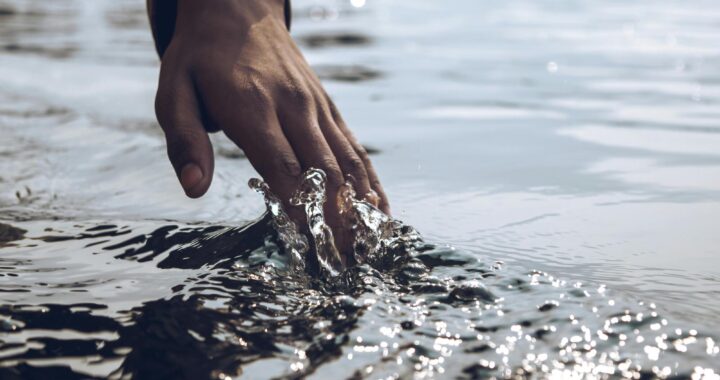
left=102, top=218, right=271, bottom=270
left=0, top=7, right=16, bottom=17
left=0, top=223, right=26, bottom=245
left=0, top=217, right=717, bottom=378
left=2, top=43, right=78, bottom=59
left=313, top=64, right=382, bottom=83
left=297, top=33, right=372, bottom=49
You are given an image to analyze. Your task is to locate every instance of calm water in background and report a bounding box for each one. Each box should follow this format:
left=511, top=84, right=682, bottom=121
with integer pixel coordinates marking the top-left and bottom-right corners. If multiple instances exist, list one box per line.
left=1, top=0, right=720, bottom=378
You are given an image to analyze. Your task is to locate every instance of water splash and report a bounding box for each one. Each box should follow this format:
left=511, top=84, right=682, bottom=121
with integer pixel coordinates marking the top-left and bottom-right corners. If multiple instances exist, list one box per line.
left=251, top=168, right=420, bottom=277
left=337, top=180, right=397, bottom=264
left=287, top=168, right=343, bottom=276
left=248, top=178, right=307, bottom=272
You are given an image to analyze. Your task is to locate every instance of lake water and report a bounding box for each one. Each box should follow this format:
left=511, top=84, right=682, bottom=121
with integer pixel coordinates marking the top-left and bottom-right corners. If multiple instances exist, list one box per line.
left=1, top=0, right=719, bottom=378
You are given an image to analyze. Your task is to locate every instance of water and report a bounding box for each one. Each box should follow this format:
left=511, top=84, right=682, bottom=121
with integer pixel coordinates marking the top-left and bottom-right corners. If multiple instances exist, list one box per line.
left=1, top=0, right=720, bottom=378
left=249, top=177, right=308, bottom=273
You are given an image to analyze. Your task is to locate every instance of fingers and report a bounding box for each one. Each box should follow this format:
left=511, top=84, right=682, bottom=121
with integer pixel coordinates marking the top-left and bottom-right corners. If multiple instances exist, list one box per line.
left=327, top=101, right=391, bottom=214
left=278, top=107, right=345, bottom=191
left=316, top=103, right=373, bottom=203
left=155, top=70, right=215, bottom=198
left=357, top=146, right=391, bottom=214
left=276, top=98, right=344, bottom=214
left=222, top=109, right=302, bottom=205
left=221, top=108, right=310, bottom=227
left=287, top=53, right=387, bottom=211
left=193, top=68, right=309, bottom=224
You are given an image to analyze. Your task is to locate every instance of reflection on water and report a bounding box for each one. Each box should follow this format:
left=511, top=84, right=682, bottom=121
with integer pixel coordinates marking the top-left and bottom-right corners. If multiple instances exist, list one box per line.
left=0, top=223, right=26, bottom=245
left=298, top=32, right=372, bottom=49
left=1, top=220, right=718, bottom=378
left=314, top=64, right=382, bottom=83
left=1, top=0, right=720, bottom=377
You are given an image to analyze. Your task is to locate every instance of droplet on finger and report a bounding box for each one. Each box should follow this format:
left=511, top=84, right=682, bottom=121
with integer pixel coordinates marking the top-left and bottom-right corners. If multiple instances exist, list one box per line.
left=336, top=181, right=357, bottom=215
left=363, top=190, right=380, bottom=208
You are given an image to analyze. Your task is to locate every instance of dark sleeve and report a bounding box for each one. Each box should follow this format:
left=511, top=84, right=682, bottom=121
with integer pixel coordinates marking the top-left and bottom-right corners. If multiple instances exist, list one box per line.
left=147, top=0, right=292, bottom=58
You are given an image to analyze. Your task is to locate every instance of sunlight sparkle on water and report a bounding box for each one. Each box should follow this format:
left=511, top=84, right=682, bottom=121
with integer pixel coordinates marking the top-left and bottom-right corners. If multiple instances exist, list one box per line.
left=350, top=0, right=366, bottom=8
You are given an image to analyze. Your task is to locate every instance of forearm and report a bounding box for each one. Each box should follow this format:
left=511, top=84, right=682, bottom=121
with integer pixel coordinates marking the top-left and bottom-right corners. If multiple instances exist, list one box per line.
left=146, top=0, right=291, bottom=58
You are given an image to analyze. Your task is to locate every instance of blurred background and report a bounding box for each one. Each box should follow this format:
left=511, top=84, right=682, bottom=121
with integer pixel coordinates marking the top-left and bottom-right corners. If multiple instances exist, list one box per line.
left=1, top=0, right=719, bottom=337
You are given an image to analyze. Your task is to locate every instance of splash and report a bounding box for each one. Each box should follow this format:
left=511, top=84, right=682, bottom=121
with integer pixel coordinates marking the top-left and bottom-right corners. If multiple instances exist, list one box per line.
left=288, top=168, right=344, bottom=276
left=336, top=180, right=396, bottom=264
left=251, top=168, right=420, bottom=276
left=248, top=178, right=308, bottom=272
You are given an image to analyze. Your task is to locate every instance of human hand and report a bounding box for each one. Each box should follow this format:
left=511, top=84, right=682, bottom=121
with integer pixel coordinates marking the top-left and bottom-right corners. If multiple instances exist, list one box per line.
left=152, top=0, right=389, bottom=262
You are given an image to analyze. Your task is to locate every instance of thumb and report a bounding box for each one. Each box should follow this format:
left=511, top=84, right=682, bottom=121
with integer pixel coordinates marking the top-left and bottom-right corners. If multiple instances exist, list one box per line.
left=155, top=75, right=214, bottom=198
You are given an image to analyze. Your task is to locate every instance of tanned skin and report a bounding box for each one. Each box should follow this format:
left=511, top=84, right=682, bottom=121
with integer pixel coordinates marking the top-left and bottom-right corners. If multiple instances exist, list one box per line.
left=148, top=0, right=389, bottom=259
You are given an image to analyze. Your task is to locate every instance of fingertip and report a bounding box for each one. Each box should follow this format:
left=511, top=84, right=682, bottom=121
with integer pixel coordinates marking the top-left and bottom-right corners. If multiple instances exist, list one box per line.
left=180, top=163, right=210, bottom=198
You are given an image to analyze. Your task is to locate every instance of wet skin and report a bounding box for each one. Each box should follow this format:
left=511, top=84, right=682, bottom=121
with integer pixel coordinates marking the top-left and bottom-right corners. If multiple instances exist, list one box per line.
left=151, top=0, right=389, bottom=255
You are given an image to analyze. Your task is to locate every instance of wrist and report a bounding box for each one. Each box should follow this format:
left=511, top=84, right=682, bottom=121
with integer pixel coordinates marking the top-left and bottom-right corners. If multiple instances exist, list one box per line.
left=174, top=0, right=286, bottom=40
left=148, top=0, right=290, bottom=57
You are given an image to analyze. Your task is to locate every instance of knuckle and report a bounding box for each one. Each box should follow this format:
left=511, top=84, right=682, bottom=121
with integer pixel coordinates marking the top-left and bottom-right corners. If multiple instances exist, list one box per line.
left=251, top=126, right=274, bottom=143
left=279, top=81, right=313, bottom=109
left=174, top=125, right=202, bottom=141
left=236, top=70, right=273, bottom=107
left=355, top=145, right=370, bottom=161
left=344, top=155, right=366, bottom=174
left=276, top=154, right=302, bottom=178
left=318, top=158, right=343, bottom=184
left=245, top=74, right=265, bottom=93
left=245, top=89, right=272, bottom=109
left=166, top=127, right=201, bottom=153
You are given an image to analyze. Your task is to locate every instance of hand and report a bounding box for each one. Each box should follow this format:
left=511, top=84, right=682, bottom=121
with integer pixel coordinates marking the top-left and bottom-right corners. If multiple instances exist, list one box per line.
left=153, top=0, right=389, bottom=260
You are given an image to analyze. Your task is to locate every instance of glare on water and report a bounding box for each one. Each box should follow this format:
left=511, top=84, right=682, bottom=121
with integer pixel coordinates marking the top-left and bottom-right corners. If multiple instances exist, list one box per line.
left=1, top=0, right=720, bottom=378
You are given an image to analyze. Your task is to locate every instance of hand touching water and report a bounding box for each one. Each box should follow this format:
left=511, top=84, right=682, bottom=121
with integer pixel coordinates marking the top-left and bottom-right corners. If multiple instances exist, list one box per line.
left=151, top=0, right=389, bottom=260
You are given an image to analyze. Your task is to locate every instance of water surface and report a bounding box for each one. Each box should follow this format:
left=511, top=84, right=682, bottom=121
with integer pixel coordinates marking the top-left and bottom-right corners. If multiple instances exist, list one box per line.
left=1, top=0, right=719, bottom=378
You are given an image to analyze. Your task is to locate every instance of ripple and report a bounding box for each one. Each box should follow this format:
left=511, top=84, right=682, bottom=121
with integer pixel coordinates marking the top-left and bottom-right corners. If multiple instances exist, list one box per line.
left=313, top=64, right=382, bottom=83
left=0, top=223, right=25, bottom=245
left=298, top=33, right=372, bottom=49
left=558, top=125, right=720, bottom=156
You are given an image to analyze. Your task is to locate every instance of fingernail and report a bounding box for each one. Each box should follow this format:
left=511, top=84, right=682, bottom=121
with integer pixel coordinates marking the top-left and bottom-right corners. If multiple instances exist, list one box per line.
left=180, top=163, right=203, bottom=194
